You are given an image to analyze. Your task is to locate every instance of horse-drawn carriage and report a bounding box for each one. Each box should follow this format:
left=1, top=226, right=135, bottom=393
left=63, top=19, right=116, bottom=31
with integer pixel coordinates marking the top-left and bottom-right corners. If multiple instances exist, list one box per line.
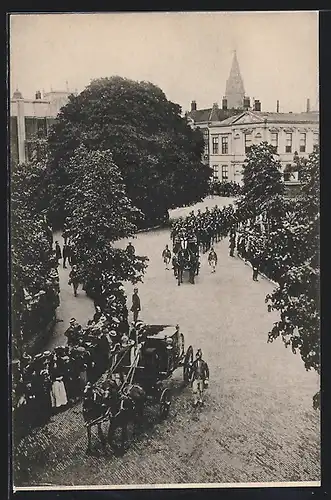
left=82, top=324, right=194, bottom=454
left=172, top=235, right=200, bottom=286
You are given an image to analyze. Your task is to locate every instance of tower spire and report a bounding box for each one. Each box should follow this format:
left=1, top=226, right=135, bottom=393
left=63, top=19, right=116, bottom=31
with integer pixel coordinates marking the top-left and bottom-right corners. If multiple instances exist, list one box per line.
left=224, top=49, right=245, bottom=109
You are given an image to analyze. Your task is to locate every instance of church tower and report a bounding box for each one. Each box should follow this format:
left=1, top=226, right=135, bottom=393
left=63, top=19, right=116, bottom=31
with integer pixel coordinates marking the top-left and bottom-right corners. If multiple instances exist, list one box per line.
left=224, top=50, right=245, bottom=109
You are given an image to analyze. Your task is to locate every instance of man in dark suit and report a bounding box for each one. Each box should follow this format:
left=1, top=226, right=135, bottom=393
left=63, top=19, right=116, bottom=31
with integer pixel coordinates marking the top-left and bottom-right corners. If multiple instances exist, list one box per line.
left=130, top=287, right=141, bottom=324
left=62, top=243, right=71, bottom=269
left=190, top=349, right=209, bottom=407
left=55, top=241, right=62, bottom=263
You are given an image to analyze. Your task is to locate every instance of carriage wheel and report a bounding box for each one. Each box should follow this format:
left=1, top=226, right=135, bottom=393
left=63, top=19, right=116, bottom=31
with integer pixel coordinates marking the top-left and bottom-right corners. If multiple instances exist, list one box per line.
left=159, top=388, right=171, bottom=419
left=179, top=333, right=185, bottom=358
left=183, top=345, right=194, bottom=385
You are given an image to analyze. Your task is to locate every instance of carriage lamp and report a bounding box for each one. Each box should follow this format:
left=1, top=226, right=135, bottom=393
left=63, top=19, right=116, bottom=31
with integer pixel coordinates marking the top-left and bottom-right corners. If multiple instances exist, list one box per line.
left=165, top=337, right=173, bottom=349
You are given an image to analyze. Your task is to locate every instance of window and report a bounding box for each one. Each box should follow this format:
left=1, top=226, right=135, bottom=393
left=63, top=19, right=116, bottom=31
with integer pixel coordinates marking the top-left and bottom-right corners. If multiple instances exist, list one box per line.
left=212, top=165, right=219, bottom=180
left=313, top=132, right=319, bottom=148
left=221, top=136, right=228, bottom=154
left=270, top=132, right=278, bottom=152
left=221, top=165, right=228, bottom=182
left=244, top=133, right=252, bottom=153
left=285, top=133, right=292, bottom=153
left=203, top=129, right=209, bottom=155
left=212, top=136, right=219, bottom=154
left=299, top=133, right=306, bottom=152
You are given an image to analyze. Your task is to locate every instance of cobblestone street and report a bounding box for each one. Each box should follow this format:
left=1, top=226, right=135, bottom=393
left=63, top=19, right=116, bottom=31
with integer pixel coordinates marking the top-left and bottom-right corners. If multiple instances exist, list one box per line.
left=15, top=197, right=320, bottom=487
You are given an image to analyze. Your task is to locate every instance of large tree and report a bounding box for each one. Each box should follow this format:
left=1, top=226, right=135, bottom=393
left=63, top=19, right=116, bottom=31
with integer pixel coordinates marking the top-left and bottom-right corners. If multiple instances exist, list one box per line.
left=62, top=147, right=149, bottom=296
left=266, top=147, right=320, bottom=407
left=236, top=142, right=285, bottom=223
left=46, top=76, right=211, bottom=229
left=11, top=160, right=59, bottom=356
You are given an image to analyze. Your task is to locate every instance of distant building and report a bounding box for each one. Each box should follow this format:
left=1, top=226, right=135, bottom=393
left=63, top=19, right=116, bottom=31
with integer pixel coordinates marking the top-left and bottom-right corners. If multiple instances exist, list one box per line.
left=10, top=88, right=76, bottom=165
left=206, top=109, right=319, bottom=185
left=186, top=50, right=319, bottom=186
left=186, top=50, right=261, bottom=170
left=224, top=49, right=246, bottom=110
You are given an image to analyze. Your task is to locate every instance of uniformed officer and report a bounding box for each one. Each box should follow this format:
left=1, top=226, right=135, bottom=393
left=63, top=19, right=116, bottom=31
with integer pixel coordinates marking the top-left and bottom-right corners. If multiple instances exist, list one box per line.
left=190, top=349, right=209, bottom=407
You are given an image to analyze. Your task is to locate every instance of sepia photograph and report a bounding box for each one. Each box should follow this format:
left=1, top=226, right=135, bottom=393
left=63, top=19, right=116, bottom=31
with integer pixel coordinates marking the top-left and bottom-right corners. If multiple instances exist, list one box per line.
left=9, top=10, right=320, bottom=491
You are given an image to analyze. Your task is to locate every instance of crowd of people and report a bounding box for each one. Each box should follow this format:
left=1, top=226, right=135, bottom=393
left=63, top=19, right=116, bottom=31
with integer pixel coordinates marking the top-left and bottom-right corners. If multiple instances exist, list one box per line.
left=13, top=204, right=275, bottom=442
left=12, top=304, right=149, bottom=441
left=170, top=204, right=237, bottom=254
left=170, top=204, right=273, bottom=283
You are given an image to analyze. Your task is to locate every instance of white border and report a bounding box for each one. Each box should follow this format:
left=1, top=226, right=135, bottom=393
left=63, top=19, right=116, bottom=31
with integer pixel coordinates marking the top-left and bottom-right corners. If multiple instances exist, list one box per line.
left=14, top=481, right=321, bottom=491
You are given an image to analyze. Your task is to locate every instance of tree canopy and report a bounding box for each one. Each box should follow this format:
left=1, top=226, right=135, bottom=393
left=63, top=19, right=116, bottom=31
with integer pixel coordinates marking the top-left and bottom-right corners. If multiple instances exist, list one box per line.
left=266, top=147, right=320, bottom=382
left=11, top=160, right=59, bottom=356
left=236, top=142, right=285, bottom=222
left=46, top=76, right=211, bottom=228
left=62, top=147, right=149, bottom=298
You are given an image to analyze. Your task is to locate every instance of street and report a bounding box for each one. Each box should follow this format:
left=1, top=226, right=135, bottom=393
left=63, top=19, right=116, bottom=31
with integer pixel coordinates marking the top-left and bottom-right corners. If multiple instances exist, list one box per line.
left=15, top=197, right=320, bottom=487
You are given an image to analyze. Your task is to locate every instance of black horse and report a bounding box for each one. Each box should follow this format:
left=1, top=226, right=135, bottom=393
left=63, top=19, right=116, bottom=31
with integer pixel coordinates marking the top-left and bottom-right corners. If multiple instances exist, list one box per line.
left=82, top=379, right=146, bottom=455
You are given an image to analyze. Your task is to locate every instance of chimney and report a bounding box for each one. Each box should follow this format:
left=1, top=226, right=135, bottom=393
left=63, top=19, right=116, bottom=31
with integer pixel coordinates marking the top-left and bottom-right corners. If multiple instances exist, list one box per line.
left=222, top=97, right=228, bottom=110
left=276, top=100, right=279, bottom=113
left=254, top=99, right=261, bottom=112
left=243, top=96, right=250, bottom=110
left=306, top=98, right=310, bottom=113
left=35, top=90, right=42, bottom=100
left=191, top=100, right=197, bottom=112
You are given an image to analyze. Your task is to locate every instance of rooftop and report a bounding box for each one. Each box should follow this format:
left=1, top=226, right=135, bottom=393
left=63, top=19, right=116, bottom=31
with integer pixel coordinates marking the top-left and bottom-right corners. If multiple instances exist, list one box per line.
left=188, top=107, right=242, bottom=124
left=218, top=110, right=319, bottom=126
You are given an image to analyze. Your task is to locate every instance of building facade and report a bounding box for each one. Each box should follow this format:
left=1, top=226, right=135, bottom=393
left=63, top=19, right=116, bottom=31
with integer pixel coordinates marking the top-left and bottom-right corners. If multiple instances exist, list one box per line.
left=10, top=89, right=75, bottom=165
left=186, top=49, right=319, bottom=185
left=187, top=50, right=262, bottom=173
left=207, top=110, right=319, bottom=184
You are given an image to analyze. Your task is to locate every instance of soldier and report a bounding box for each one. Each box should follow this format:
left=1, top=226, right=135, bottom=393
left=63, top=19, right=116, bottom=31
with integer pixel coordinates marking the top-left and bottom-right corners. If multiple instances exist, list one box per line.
left=251, top=249, right=261, bottom=282
left=64, top=318, right=82, bottom=347
left=62, top=243, right=71, bottom=269
left=55, top=241, right=62, bottom=263
left=126, top=242, right=135, bottom=258
left=190, top=349, right=209, bottom=407
left=162, top=244, right=172, bottom=270
left=130, top=287, right=141, bottom=324
left=208, top=247, right=218, bottom=273
left=68, top=265, right=80, bottom=296
left=229, top=233, right=236, bottom=257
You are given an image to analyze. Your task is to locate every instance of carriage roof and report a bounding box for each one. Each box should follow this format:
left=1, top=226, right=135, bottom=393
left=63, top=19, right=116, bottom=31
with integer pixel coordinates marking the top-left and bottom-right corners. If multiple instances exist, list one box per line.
left=144, top=324, right=178, bottom=341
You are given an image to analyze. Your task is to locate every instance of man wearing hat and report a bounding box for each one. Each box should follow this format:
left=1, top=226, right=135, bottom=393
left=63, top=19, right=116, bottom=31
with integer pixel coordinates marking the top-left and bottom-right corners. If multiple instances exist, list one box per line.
left=64, top=318, right=82, bottom=347
left=126, top=241, right=136, bottom=258
left=190, top=349, right=209, bottom=407
left=130, top=288, right=141, bottom=324
left=55, top=241, right=62, bottom=263
left=68, top=265, right=80, bottom=296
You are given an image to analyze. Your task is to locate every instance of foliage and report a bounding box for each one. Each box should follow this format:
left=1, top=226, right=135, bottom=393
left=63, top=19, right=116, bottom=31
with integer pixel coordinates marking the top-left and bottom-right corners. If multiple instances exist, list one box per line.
left=62, top=147, right=149, bottom=301
left=46, top=76, right=211, bottom=228
left=236, top=142, right=285, bottom=221
left=265, top=147, right=320, bottom=381
left=234, top=144, right=320, bottom=406
left=11, top=161, right=60, bottom=356
left=210, top=180, right=242, bottom=197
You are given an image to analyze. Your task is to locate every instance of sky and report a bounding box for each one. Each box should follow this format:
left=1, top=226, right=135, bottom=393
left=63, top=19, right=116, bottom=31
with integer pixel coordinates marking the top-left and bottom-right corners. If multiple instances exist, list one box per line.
left=9, top=11, right=319, bottom=114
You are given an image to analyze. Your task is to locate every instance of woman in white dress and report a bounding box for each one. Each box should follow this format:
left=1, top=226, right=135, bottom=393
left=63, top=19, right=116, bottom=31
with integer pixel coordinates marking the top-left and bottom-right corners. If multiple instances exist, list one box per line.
left=49, top=354, right=68, bottom=411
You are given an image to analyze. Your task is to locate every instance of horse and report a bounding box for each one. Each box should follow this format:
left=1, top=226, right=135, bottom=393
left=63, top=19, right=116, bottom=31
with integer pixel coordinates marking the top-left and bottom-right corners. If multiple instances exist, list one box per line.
left=82, top=379, right=146, bottom=455
left=176, top=248, right=198, bottom=285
